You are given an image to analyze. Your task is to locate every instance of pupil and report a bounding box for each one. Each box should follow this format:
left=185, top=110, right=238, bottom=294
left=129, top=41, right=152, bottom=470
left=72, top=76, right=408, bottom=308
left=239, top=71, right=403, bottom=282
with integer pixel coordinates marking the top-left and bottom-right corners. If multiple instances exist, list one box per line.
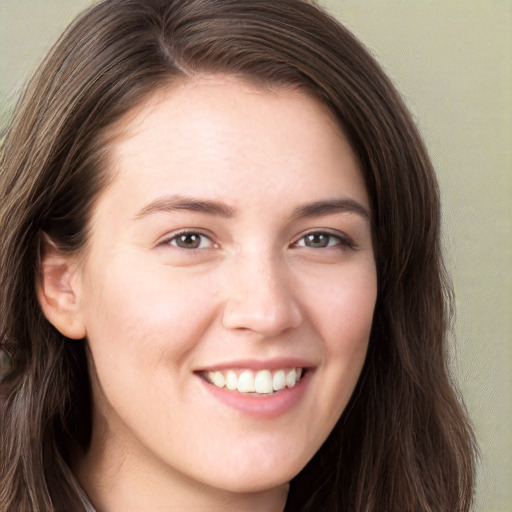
left=306, top=234, right=328, bottom=248
left=179, top=234, right=200, bottom=248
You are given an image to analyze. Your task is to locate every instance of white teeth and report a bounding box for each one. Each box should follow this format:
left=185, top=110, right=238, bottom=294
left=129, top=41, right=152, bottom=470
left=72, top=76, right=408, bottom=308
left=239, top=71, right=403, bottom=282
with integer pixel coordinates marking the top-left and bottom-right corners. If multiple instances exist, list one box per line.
left=211, top=371, right=225, bottom=388
left=204, top=367, right=304, bottom=395
left=285, top=368, right=296, bottom=388
left=226, top=370, right=238, bottom=391
left=255, top=370, right=273, bottom=394
left=272, top=370, right=286, bottom=391
left=237, top=370, right=255, bottom=393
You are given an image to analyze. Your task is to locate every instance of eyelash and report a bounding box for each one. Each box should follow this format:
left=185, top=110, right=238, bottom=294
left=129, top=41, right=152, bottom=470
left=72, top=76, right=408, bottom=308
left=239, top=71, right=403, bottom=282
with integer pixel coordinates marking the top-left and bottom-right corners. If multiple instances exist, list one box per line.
left=164, top=230, right=215, bottom=250
left=162, top=230, right=355, bottom=251
left=292, top=231, right=356, bottom=250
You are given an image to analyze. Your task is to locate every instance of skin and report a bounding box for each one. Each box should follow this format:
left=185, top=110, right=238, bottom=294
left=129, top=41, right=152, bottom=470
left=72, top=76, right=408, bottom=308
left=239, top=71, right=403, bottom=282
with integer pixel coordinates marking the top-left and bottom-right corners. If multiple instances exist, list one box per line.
left=40, top=76, right=377, bottom=512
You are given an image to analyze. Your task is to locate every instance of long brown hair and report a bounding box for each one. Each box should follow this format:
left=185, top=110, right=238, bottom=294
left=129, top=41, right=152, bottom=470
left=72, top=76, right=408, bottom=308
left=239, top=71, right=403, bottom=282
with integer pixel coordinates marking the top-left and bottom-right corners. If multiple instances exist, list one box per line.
left=0, top=1, right=476, bottom=510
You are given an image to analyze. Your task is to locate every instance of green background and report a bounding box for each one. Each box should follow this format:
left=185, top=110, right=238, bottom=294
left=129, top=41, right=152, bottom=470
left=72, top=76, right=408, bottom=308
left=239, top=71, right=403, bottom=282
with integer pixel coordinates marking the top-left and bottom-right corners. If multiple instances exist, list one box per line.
left=1, top=1, right=510, bottom=510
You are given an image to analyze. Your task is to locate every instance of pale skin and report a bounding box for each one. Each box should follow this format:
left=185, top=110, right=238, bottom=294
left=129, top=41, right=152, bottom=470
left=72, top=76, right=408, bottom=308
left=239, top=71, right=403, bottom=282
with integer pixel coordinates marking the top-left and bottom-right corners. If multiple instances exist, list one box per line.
left=38, top=76, right=377, bottom=512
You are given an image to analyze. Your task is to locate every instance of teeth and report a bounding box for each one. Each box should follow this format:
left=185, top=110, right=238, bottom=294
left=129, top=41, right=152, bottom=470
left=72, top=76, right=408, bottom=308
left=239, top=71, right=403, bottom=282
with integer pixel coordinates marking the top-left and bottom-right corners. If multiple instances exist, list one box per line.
left=255, top=370, right=273, bottom=394
left=211, top=371, right=225, bottom=388
left=204, top=367, right=304, bottom=395
left=285, top=368, right=296, bottom=388
left=226, top=370, right=238, bottom=391
left=237, top=370, right=255, bottom=393
left=272, top=370, right=286, bottom=391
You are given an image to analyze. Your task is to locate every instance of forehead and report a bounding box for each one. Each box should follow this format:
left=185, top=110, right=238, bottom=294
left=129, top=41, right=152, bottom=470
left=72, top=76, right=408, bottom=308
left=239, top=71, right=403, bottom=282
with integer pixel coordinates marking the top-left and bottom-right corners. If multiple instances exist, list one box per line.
left=95, top=75, right=368, bottom=220
left=115, top=74, right=344, bottom=151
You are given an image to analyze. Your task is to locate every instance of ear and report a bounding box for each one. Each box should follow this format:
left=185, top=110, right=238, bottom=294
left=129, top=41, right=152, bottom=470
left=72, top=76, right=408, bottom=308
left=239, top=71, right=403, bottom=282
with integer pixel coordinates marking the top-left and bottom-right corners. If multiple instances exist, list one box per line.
left=37, top=235, right=87, bottom=340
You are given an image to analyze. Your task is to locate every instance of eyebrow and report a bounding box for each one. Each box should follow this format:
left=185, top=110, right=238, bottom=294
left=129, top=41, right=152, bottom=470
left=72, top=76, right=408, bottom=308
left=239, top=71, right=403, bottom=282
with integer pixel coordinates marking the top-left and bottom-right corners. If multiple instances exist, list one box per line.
left=134, top=194, right=236, bottom=220
left=134, top=194, right=370, bottom=221
left=291, top=198, right=370, bottom=221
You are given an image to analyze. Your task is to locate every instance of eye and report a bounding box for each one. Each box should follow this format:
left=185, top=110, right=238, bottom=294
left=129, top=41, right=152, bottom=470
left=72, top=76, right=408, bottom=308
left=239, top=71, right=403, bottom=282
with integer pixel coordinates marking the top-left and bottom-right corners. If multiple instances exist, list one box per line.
left=295, top=232, right=351, bottom=249
left=167, top=231, right=214, bottom=250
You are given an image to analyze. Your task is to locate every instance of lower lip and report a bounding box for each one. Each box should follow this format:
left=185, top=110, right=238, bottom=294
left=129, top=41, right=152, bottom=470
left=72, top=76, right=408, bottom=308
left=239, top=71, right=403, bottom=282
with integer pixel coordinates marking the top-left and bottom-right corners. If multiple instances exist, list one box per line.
left=198, top=371, right=311, bottom=419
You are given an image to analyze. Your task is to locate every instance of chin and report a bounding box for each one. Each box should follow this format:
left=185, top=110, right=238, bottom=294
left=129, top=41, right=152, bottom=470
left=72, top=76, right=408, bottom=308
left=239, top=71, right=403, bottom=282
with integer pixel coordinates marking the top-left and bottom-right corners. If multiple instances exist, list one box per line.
left=199, top=452, right=308, bottom=494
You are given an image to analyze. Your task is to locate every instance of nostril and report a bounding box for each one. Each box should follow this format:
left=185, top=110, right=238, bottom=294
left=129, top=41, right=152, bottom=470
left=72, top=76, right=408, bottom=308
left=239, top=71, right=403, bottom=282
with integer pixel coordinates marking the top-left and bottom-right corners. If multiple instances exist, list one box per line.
left=221, top=291, right=302, bottom=336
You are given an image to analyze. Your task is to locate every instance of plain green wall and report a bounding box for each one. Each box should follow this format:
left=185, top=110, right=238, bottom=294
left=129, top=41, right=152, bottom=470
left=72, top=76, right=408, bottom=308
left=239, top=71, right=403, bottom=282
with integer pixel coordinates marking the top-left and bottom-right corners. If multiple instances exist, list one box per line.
left=1, top=2, right=510, bottom=510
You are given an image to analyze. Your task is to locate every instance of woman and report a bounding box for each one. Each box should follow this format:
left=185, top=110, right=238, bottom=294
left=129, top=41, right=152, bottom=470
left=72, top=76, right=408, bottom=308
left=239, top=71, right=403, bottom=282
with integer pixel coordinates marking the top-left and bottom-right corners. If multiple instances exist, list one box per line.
left=0, top=0, right=476, bottom=511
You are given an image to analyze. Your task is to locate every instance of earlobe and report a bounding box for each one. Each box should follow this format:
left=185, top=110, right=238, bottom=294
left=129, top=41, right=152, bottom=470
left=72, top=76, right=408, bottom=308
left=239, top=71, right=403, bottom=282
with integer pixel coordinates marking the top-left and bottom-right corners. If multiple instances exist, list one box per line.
left=37, top=235, right=87, bottom=340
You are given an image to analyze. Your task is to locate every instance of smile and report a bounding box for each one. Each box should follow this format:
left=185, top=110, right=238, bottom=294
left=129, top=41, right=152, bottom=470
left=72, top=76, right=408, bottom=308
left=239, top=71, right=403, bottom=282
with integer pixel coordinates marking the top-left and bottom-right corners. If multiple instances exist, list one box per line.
left=202, top=368, right=304, bottom=395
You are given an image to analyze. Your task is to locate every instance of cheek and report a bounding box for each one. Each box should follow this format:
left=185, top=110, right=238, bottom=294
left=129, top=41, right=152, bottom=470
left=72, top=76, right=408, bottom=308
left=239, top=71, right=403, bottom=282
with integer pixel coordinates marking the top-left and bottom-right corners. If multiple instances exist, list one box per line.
left=80, top=258, right=219, bottom=380
left=308, top=264, right=376, bottom=413
left=311, top=261, right=377, bottom=349
left=331, top=284, right=376, bottom=348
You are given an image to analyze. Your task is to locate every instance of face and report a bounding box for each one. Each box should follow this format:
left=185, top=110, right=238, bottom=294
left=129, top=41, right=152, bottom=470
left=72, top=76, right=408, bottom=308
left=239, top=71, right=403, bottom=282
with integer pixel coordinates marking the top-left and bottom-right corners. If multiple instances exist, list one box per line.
left=71, top=77, right=376, bottom=502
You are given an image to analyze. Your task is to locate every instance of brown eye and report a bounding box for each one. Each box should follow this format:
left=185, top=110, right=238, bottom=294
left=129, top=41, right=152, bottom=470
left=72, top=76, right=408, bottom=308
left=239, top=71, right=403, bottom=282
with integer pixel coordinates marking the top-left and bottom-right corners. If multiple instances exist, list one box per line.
left=170, top=232, right=211, bottom=249
left=299, top=233, right=341, bottom=248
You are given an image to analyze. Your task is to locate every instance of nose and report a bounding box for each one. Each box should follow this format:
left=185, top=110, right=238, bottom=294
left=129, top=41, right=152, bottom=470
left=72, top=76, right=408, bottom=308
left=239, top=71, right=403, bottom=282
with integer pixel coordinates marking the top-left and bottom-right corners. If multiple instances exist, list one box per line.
left=221, top=249, right=303, bottom=338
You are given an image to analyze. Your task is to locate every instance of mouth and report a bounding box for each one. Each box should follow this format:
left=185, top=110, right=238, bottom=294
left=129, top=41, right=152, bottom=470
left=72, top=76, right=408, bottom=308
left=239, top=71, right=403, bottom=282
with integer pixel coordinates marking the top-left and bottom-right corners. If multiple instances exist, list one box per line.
left=198, top=367, right=306, bottom=396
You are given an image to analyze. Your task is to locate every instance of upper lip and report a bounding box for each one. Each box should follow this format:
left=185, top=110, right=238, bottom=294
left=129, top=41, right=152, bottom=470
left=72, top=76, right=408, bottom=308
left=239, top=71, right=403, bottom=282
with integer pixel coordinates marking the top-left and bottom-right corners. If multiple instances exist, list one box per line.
left=195, top=357, right=316, bottom=373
